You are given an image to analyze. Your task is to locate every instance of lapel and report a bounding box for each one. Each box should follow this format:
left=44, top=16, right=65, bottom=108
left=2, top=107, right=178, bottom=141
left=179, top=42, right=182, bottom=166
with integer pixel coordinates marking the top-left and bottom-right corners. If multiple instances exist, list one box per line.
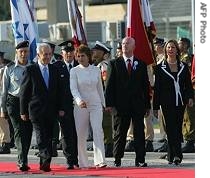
left=35, top=63, right=45, bottom=86
left=35, top=62, right=50, bottom=90
left=61, top=61, right=69, bottom=74
left=160, top=60, right=185, bottom=81
left=118, top=57, right=128, bottom=77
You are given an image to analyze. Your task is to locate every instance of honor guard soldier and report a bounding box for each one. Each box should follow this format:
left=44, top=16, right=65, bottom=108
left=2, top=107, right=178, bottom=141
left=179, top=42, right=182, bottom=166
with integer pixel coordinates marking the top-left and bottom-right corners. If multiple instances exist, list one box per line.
left=0, top=41, right=33, bottom=171
left=92, top=41, right=114, bottom=157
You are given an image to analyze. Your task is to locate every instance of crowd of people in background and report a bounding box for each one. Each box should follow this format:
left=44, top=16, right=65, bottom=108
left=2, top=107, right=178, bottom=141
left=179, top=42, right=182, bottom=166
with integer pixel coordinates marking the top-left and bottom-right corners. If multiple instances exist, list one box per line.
left=0, top=35, right=195, bottom=172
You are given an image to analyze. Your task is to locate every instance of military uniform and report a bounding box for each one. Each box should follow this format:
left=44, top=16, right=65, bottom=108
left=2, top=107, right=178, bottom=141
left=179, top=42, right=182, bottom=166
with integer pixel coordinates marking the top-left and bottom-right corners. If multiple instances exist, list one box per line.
left=1, top=60, right=33, bottom=167
left=180, top=52, right=195, bottom=152
left=0, top=41, right=33, bottom=171
left=92, top=41, right=113, bottom=157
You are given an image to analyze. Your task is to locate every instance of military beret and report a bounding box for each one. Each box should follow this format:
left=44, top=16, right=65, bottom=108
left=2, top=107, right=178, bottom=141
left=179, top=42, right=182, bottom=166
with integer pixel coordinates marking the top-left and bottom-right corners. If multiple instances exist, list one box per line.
left=0, top=51, right=5, bottom=57
left=92, top=41, right=110, bottom=53
left=153, top=37, right=165, bottom=45
left=58, top=40, right=75, bottom=51
left=15, top=40, right=29, bottom=49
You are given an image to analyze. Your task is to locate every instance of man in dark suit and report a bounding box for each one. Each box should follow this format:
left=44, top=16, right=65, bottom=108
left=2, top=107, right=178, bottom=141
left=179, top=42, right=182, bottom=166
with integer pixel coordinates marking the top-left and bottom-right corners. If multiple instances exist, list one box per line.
left=19, top=43, right=64, bottom=172
left=52, top=40, right=79, bottom=169
left=105, top=37, right=151, bottom=167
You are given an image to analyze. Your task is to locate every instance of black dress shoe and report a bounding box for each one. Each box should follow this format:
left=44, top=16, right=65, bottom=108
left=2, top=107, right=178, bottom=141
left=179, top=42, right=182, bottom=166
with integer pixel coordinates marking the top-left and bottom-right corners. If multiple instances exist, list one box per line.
left=114, top=159, right=121, bottom=167
left=67, top=164, right=79, bottom=169
left=40, top=163, right=51, bottom=172
left=135, top=162, right=148, bottom=167
left=173, top=157, right=181, bottom=166
left=18, top=165, right=30, bottom=172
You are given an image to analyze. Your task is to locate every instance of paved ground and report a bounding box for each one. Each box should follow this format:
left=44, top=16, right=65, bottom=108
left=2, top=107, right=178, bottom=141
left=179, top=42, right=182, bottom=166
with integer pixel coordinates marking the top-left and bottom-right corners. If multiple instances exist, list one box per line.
left=0, top=129, right=195, bottom=178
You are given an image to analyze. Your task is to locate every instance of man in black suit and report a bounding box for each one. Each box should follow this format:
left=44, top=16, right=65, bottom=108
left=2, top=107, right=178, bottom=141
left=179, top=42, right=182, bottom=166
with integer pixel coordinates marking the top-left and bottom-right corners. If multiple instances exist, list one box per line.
left=20, top=43, right=64, bottom=172
left=105, top=37, right=150, bottom=167
left=52, top=40, right=79, bottom=169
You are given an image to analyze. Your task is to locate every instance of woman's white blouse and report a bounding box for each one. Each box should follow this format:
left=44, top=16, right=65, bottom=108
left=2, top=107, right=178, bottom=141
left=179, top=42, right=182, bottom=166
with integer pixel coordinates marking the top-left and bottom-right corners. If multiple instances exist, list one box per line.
left=70, top=64, right=105, bottom=108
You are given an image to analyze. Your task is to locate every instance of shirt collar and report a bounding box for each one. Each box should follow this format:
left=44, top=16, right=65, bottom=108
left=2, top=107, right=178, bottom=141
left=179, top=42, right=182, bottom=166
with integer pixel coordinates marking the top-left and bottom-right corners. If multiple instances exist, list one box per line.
left=64, top=60, right=74, bottom=67
left=123, top=55, right=134, bottom=63
left=38, top=60, right=48, bottom=70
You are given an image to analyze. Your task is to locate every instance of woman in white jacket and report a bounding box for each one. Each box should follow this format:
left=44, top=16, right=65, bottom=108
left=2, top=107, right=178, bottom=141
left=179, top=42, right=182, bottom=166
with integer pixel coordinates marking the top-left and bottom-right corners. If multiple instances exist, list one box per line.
left=70, top=44, right=106, bottom=168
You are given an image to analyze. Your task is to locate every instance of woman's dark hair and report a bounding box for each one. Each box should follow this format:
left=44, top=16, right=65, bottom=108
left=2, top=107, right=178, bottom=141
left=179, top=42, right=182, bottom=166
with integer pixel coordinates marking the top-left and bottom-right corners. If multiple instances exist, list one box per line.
left=163, top=39, right=181, bottom=61
left=77, top=44, right=92, bottom=63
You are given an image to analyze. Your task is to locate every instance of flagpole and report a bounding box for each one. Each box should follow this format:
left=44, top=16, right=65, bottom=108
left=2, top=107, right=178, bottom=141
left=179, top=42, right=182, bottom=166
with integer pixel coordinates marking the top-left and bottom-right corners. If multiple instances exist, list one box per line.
left=81, top=0, right=87, bottom=41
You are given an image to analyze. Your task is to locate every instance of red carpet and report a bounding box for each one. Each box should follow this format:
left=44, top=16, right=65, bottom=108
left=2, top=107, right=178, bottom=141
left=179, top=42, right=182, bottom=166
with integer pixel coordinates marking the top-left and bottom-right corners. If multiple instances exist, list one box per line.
left=0, top=162, right=194, bottom=178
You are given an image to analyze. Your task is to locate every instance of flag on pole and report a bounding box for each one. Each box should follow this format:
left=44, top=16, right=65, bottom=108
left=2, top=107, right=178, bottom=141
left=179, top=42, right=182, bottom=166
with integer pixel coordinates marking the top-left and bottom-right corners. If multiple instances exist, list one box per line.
left=141, top=0, right=156, bottom=37
left=67, top=0, right=87, bottom=47
left=10, top=0, right=38, bottom=61
left=127, top=0, right=155, bottom=65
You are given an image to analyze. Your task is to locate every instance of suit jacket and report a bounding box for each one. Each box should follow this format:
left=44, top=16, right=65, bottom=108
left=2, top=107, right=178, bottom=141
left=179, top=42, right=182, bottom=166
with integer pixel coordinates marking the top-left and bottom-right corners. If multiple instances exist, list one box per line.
left=153, top=60, right=194, bottom=110
left=105, top=56, right=151, bottom=115
left=70, top=64, right=105, bottom=108
left=19, top=63, right=64, bottom=120
left=53, top=59, right=78, bottom=111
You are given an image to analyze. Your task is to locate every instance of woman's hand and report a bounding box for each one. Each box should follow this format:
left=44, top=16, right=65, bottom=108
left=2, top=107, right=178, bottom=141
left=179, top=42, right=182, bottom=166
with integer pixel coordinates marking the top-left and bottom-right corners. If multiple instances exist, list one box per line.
left=79, top=100, right=87, bottom=108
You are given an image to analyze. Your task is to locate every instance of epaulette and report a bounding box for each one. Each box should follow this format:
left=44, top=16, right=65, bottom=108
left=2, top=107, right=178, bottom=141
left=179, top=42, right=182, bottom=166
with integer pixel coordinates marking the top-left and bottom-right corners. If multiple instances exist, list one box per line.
left=6, top=61, right=15, bottom=67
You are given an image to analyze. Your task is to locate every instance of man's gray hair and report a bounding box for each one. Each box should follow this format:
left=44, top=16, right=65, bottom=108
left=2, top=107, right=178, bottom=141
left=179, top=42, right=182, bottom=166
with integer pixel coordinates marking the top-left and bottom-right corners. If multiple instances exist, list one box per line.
left=36, top=43, right=51, bottom=54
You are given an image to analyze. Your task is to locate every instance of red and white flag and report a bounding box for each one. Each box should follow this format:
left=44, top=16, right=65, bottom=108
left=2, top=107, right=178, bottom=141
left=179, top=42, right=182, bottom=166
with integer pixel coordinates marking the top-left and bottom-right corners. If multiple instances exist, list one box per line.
left=141, top=0, right=156, bottom=36
left=127, top=0, right=155, bottom=65
left=67, top=0, right=87, bottom=47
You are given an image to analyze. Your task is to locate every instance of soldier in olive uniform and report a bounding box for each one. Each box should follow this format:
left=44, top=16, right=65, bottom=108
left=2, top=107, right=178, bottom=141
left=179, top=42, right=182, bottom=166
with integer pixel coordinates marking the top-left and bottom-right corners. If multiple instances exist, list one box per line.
left=178, top=37, right=195, bottom=153
left=0, top=41, right=33, bottom=171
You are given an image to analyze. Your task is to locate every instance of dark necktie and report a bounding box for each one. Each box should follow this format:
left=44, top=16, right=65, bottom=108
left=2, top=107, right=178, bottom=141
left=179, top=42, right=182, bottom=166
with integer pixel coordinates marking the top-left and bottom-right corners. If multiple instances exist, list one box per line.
left=127, top=59, right=132, bottom=75
left=43, top=66, right=49, bottom=88
left=68, top=64, right=72, bottom=72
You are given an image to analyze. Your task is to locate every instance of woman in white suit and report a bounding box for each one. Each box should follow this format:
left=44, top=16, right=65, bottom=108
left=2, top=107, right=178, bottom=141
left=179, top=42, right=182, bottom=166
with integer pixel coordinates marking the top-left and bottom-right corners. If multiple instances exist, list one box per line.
left=70, top=45, right=106, bottom=168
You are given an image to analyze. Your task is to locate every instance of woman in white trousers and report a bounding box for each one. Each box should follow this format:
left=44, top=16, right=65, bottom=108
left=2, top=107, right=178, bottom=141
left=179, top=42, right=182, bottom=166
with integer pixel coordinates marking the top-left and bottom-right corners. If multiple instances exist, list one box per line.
left=70, top=45, right=106, bottom=168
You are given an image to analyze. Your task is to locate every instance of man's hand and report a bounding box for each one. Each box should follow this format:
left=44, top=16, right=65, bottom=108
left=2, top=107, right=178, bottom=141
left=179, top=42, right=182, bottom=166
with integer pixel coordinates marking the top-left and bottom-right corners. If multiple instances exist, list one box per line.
left=20, top=114, right=29, bottom=121
left=105, top=107, right=113, bottom=113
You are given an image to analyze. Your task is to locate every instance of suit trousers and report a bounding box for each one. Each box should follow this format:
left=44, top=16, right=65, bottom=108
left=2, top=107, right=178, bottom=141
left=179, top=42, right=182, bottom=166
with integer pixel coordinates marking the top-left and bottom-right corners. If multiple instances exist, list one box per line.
left=113, top=112, right=146, bottom=163
left=6, top=95, right=32, bottom=166
left=161, top=105, right=185, bottom=162
left=74, top=104, right=106, bottom=167
left=0, top=117, right=11, bottom=144
left=31, top=114, right=54, bottom=166
left=102, top=111, right=113, bottom=144
left=58, top=110, right=78, bottom=165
